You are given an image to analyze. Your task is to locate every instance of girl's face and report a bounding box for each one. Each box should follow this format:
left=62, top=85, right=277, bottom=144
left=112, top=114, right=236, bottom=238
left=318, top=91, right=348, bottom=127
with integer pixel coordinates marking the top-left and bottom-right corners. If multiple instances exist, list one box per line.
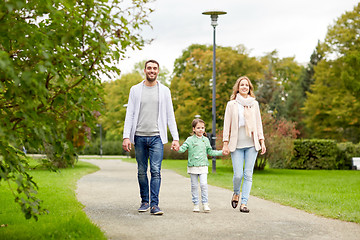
left=238, top=79, right=250, bottom=97
left=193, top=122, right=205, bottom=137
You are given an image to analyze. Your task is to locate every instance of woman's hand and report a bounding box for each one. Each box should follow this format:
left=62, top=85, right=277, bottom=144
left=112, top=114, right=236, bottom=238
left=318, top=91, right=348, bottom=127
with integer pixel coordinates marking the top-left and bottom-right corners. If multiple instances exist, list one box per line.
left=260, top=140, right=266, bottom=155
left=222, top=142, right=230, bottom=155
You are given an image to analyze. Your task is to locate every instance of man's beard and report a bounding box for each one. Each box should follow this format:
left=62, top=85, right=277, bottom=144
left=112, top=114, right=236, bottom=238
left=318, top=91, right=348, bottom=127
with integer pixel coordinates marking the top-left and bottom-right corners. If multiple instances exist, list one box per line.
left=146, top=75, right=157, bottom=82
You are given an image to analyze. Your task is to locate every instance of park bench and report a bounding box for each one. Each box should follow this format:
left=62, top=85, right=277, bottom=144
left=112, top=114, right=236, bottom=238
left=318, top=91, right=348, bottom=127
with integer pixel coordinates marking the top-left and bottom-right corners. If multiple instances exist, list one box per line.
left=352, top=157, right=360, bottom=170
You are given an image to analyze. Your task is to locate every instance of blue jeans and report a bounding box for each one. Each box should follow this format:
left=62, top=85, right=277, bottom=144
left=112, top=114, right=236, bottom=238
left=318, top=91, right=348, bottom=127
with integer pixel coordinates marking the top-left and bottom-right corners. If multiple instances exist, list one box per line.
left=134, top=135, right=164, bottom=207
left=190, top=173, right=208, bottom=205
left=231, top=147, right=258, bottom=205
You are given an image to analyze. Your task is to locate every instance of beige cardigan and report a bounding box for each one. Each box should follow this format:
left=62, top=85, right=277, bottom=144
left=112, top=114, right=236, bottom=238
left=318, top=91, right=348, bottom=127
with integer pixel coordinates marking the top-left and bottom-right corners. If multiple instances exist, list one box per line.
left=223, top=100, right=264, bottom=152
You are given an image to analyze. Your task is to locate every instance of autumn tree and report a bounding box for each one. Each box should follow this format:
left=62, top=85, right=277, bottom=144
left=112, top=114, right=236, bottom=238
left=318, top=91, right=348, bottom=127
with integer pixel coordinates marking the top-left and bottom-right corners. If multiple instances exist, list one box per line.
left=0, top=0, right=153, bottom=220
left=170, top=44, right=262, bottom=138
left=303, top=3, right=360, bottom=142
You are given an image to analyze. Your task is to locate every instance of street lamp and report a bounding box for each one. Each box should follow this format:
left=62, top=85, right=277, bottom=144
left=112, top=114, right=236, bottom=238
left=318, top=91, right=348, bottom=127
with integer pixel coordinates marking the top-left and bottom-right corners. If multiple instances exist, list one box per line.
left=202, top=10, right=227, bottom=173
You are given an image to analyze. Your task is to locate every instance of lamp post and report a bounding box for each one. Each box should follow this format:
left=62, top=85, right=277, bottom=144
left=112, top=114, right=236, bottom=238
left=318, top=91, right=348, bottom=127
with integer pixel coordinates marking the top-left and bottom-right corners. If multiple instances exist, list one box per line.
left=202, top=10, right=227, bottom=173
left=96, top=123, right=103, bottom=157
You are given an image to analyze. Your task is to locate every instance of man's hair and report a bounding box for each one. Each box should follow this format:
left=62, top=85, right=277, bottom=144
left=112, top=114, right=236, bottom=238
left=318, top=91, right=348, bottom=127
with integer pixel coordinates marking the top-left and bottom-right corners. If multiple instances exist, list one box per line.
left=144, top=60, right=160, bottom=69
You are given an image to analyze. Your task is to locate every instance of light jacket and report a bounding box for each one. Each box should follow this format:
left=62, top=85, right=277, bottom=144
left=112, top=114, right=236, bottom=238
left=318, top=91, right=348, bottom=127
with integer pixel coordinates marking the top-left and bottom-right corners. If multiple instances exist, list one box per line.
left=123, top=80, right=179, bottom=144
left=223, top=100, right=264, bottom=152
left=178, top=135, right=223, bottom=167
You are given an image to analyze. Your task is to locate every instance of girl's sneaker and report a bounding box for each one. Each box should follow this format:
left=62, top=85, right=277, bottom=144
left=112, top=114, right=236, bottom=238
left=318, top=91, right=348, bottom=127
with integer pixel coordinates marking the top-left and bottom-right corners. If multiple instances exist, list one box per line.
left=193, top=204, right=200, bottom=212
left=203, top=203, right=211, bottom=213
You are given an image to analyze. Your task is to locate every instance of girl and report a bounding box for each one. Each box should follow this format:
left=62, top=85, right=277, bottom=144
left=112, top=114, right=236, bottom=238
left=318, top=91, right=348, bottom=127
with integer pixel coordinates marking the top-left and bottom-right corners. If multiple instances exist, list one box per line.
left=177, top=119, right=224, bottom=212
left=222, top=76, right=266, bottom=213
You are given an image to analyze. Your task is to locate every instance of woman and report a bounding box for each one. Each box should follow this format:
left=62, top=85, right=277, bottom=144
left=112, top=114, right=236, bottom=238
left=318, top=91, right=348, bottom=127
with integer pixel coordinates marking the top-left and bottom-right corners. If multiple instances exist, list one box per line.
left=222, top=76, right=266, bottom=213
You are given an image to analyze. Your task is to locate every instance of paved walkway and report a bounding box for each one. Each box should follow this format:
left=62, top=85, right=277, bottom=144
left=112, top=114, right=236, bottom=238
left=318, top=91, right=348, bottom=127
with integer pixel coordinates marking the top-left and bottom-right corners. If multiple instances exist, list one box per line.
left=76, top=159, right=360, bottom=240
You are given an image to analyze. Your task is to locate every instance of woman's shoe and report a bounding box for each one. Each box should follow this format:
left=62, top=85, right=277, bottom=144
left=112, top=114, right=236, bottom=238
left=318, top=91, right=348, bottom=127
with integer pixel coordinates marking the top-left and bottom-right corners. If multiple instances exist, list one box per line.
left=231, top=193, right=239, bottom=208
left=240, top=205, right=250, bottom=213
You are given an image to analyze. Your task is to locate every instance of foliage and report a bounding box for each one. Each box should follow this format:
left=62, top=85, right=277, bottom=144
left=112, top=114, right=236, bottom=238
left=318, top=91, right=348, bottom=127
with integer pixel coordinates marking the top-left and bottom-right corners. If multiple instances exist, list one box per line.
left=256, top=51, right=303, bottom=120
left=101, top=72, right=143, bottom=141
left=337, top=142, right=360, bottom=170
left=0, top=0, right=153, bottom=220
left=256, top=108, right=300, bottom=169
left=289, top=139, right=339, bottom=169
left=303, top=3, right=360, bottom=142
left=170, top=44, right=263, bottom=138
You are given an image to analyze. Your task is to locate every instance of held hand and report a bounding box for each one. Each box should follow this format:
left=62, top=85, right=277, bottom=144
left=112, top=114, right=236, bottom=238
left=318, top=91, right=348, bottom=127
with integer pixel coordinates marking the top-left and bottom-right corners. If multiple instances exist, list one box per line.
left=171, top=140, right=180, bottom=151
left=122, top=138, right=131, bottom=152
left=222, top=144, right=230, bottom=155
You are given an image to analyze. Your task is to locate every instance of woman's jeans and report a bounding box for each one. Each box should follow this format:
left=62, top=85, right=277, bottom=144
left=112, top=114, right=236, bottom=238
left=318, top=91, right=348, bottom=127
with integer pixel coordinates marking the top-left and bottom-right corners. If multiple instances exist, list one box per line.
left=231, top=147, right=258, bottom=205
left=190, top=173, right=208, bottom=205
left=134, top=135, right=164, bottom=208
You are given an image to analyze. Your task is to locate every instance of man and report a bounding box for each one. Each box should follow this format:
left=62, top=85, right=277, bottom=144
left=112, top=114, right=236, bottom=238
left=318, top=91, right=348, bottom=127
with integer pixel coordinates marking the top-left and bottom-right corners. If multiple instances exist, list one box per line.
left=122, top=60, right=180, bottom=215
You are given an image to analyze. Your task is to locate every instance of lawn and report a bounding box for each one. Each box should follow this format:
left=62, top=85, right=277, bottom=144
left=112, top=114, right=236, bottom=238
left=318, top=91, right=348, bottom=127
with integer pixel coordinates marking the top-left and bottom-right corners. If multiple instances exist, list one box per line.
left=0, top=160, right=107, bottom=240
left=158, top=159, right=360, bottom=223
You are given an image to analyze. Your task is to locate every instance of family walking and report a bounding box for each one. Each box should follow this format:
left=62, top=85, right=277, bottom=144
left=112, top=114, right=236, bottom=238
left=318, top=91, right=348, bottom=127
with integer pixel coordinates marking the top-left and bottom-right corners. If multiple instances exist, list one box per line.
left=122, top=60, right=266, bottom=215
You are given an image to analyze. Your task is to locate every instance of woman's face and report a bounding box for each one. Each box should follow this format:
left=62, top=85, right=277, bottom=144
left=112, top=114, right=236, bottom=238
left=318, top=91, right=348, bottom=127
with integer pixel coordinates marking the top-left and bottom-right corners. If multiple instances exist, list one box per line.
left=238, top=79, right=250, bottom=97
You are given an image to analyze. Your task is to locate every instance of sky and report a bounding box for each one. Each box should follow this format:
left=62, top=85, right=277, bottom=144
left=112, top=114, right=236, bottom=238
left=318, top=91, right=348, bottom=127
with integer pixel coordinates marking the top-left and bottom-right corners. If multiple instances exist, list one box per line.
left=116, top=0, right=359, bottom=76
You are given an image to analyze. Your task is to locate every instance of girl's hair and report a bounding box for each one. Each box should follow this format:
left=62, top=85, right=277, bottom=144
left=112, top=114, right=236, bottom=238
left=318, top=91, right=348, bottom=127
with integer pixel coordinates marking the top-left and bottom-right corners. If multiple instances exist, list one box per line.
left=191, top=119, right=207, bottom=136
left=230, top=76, right=255, bottom=100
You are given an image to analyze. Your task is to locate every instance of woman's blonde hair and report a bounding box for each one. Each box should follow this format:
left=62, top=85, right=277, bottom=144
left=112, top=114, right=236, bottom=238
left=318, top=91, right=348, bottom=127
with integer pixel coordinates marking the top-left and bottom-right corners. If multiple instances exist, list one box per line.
left=230, top=76, right=255, bottom=100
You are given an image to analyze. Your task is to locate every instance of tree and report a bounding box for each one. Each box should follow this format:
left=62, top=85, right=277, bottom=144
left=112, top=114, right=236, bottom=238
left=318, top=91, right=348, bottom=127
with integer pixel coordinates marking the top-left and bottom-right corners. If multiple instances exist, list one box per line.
left=0, top=0, right=153, bottom=220
left=101, top=72, right=143, bottom=141
left=256, top=51, right=303, bottom=120
left=170, top=44, right=263, bottom=138
left=303, top=3, right=360, bottom=142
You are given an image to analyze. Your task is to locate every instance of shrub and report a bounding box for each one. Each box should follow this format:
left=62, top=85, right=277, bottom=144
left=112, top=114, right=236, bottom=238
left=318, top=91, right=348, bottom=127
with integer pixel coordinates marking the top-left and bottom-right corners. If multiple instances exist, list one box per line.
left=289, top=139, right=338, bottom=169
left=257, top=111, right=299, bottom=169
left=337, top=142, right=360, bottom=170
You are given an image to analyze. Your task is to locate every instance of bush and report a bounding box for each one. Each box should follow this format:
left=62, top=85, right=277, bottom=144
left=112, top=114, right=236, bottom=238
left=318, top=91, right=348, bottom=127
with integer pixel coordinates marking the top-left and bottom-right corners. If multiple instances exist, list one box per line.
left=81, top=139, right=125, bottom=155
left=337, top=142, right=360, bottom=170
left=289, top=139, right=338, bottom=169
left=257, top=111, right=299, bottom=170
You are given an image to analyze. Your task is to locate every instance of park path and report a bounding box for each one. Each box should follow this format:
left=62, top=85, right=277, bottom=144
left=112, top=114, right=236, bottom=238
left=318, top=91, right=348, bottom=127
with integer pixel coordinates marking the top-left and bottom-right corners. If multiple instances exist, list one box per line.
left=76, top=158, right=360, bottom=240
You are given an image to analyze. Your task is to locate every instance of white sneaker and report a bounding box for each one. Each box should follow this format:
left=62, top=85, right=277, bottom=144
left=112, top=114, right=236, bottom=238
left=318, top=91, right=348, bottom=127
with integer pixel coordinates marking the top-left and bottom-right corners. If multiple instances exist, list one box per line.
left=193, top=204, right=200, bottom=212
left=203, top=203, right=211, bottom=213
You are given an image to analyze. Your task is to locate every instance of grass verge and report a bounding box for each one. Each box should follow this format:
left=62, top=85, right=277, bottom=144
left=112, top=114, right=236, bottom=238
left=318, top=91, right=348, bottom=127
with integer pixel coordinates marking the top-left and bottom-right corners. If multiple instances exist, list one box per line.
left=125, top=158, right=360, bottom=224
left=0, top=160, right=106, bottom=240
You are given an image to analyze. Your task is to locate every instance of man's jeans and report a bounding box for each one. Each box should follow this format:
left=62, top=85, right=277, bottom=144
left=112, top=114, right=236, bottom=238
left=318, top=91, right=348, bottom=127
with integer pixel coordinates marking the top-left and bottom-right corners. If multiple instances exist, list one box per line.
left=134, top=135, right=164, bottom=207
left=231, top=147, right=258, bottom=205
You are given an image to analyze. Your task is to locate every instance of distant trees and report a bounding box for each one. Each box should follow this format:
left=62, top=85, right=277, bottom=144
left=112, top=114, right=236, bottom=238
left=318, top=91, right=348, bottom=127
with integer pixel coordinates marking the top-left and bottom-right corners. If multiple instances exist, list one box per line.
left=303, top=3, right=360, bottom=142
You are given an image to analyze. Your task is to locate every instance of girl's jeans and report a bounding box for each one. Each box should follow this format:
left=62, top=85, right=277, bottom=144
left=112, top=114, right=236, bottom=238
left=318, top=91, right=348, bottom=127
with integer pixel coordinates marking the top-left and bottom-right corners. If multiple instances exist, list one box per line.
left=190, top=173, right=208, bottom=205
left=231, top=146, right=258, bottom=205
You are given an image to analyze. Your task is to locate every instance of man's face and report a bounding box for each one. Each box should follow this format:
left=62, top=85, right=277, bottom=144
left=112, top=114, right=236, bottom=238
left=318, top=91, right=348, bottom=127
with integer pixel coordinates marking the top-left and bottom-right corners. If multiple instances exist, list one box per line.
left=144, top=62, right=159, bottom=82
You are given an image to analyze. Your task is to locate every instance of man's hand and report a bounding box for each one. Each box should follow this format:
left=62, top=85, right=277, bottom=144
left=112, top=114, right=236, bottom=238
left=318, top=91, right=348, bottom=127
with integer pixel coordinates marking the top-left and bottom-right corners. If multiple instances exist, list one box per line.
left=171, top=140, right=180, bottom=151
left=122, top=138, right=131, bottom=152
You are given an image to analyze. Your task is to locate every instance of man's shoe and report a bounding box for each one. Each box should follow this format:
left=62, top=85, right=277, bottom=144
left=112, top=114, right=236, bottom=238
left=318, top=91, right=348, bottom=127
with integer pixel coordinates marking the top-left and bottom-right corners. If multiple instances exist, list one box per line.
left=150, top=205, right=164, bottom=215
left=203, top=203, right=211, bottom=213
left=138, top=202, right=150, bottom=212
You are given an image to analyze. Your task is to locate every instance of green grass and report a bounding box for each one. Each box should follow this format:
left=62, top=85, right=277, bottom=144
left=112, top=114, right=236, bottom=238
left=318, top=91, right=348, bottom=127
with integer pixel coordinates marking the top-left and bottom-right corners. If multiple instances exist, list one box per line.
left=125, top=158, right=360, bottom=223
left=0, top=160, right=107, bottom=240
